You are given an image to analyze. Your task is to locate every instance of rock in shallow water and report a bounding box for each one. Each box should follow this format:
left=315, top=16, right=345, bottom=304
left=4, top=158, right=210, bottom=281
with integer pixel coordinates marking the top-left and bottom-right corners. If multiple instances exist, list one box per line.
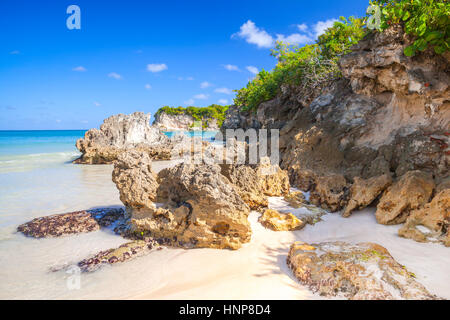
left=287, top=241, right=439, bottom=300
left=258, top=209, right=305, bottom=231
left=17, top=208, right=126, bottom=238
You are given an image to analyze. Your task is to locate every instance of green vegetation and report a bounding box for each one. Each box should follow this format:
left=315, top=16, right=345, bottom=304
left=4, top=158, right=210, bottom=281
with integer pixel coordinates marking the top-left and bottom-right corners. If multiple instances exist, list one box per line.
left=234, top=17, right=366, bottom=111
left=155, top=104, right=229, bottom=128
left=371, top=0, right=449, bottom=56
left=234, top=0, right=449, bottom=112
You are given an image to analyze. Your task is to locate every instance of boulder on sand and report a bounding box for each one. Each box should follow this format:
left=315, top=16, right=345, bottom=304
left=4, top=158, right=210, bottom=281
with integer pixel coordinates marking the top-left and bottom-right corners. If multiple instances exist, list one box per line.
left=309, top=174, right=348, bottom=212
left=258, top=209, right=305, bottom=231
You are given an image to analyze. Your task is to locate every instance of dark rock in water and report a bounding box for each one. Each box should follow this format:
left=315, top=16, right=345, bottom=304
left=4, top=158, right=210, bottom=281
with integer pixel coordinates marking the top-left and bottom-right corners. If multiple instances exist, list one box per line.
left=77, top=238, right=159, bottom=272
left=17, top=207, right=127, bottom=238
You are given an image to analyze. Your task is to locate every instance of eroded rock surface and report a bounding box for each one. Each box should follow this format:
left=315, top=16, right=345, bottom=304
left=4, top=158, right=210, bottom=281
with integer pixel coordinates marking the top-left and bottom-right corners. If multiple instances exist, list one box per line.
left=309, top=174, right=348, bottom=212
left=376, top=171, right=435, bottom=225
left=17, top=208, right=126, bottom=238
left=399, top=189, right=450, bottom=246
left=287, top=241, right=438, bottom=300
left=343, top=174, right=393, bottom=217
left=259, top=209, right=305, bottom=231
left=75, top=112, right=172, bottom=164
left=283, top=191, right=307, bottom=208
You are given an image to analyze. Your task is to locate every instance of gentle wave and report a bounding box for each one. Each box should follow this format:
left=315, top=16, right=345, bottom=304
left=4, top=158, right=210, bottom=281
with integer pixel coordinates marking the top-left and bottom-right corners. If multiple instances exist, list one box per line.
left=0, top=151, right=80, bottom=173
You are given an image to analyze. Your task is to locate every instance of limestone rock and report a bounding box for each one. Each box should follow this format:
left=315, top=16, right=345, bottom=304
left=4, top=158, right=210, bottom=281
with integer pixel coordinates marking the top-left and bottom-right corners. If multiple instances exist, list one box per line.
left=75, top=112, right=171, bottom=164
left=257, top=158, right=290, bottom=196
left=112, top=150, right=158, bottom=208
left=287, top=241, right=438, bottom=300
left=309, top=174, right=348, bottom=212
left=259, top=209, right=305, bottom=231
left=17, top=208, right=126, bottom=238
left=77, top=238, right=160, bottom=272
left=343, top=174, right=393, bottom=217
left=129, top=163, right=252, bottom=249
left=284, top=191, right=307, bottom=208
left=398, top=189, right=450, bottom=246
left=376, top=171, right=435, bottom=225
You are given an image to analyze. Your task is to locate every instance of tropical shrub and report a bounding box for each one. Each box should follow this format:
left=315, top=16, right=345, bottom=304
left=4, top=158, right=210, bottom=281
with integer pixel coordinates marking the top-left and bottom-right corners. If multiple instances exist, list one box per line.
left=370, top=0, right=449, bottom=56
left=155, top=104, right=229, bottom=128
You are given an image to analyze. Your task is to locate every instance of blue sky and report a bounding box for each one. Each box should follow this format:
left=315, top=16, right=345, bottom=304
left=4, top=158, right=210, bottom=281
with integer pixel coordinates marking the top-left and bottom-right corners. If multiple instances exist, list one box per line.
left=0, top=0, right=370, bottom=130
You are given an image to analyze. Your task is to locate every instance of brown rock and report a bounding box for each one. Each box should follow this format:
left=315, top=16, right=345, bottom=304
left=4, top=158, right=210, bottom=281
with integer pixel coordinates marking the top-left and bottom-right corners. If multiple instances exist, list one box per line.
left=112, top=150, right=158, bottom=208
left=376, top=171, right=435, bottom=225
left=309, top=174, right=348, bottom=212
left=287, top=241, right=438, bottom=300
left=398, top=189, right=450, bottom=246
left=343, top=174, right=392, bottom=217
left=17, top=208, right=126, bottom=238
left=127, top=162, right=251, bottom=250
left=284, top=191, right=307, bottom=208
left=258, top=209, right=305, bottom=231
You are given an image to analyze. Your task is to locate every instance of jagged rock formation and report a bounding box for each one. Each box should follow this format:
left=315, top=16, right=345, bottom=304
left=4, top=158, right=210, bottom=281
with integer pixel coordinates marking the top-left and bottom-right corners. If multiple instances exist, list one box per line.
left=287, top=241, right=438, bottom=300
left=343, top=174, right=393, bottom=217
left=258, top=209, right=305, bottom=231
left=74, top=112, right=172, bottom=164
left=375, top=170, right=435, bottom=225
left=398, top=189, right=450, bottom=246
left=219, top=157, right=290, bottom=210
left=154, top=111, right=219, bottom=131
left=17, top=208, right=126, bottom=238
left=309, top=174, right=349, bottom=212
left=283, top=191, right=307, bottom=208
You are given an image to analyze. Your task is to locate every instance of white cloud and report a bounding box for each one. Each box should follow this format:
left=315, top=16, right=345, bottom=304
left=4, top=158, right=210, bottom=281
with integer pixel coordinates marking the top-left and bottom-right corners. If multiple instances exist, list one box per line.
left=108, top=72, right=122, bottom=80
left=72, top=66, right=86, bottom=72
left=200, top=81, right=213, bottom=89
left=193, top=94, right=209, bottom=100
left=145, top=84, right=152, bottom=90
left=246, top=66, right=259, bottom=75
left=94, top=101, right=101, bottom=107
left=81, top=120, right=89, bottom=124
left=10, top=50, right=20, bottom=55
left=233, top=20, right=274, bottom=48
left=313, top=19, right=338, bottom=38
left=224, top=64, right=240, bottom=71
left=297, top=24, right=308, bottom=32
left=276, top=33, right=313, bottom=45
left=186, top=77, right=194, bottom=81
left=218, top=99, right=228, bottom=105
left=184, top=98, right=195, bottom=105
left=147, top=63, right=168, bottom=73
left=214, top=87, right=233, bottom=95
left=56, top=119, right=61, bottom=123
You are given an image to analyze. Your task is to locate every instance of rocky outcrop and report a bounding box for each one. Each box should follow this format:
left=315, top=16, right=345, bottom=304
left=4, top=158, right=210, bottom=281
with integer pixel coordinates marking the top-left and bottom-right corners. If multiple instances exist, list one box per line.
left=343, top=174, right=393, bottom=217
left=219, top=158, right=290, bottom=210
left=112, top=151, right=158, bottom=208
left=77, top=238, right=160, bottom=272
left=154, top=111, right=219, bottom=131
left=113, top=160, right=252, bottom=250
left=258, top=209, right=305, bottom=231
left=398, top=189, right=450, bottom=246
left=287, top=241, right=438, bottom=300
left=309, top=174, right=349, bottom=212
left=17, top=208, right=126, bottom=238
left=376, top=170, right=435, bottom=225
left=75, top=112, right=172, bottom=164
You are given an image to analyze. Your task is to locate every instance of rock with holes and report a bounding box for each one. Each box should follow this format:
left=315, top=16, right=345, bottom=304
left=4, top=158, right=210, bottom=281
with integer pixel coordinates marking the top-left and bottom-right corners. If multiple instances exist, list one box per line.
left=309, top=174, right=349, bottom=212
left=284, top=191, right=307, bottom=208
left=376, top=170, right=435, bottom=225
left=287, top=241, right=438, bottom=300
left=343, top=174, right=392, bottom=217
left=398, top=189, right=450, bottom=246
left=127, top=162, right=251, bottom=249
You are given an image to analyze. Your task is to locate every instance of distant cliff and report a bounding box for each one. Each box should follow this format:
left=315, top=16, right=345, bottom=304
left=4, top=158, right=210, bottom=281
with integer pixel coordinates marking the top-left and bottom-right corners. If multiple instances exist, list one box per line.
left=153, top=105, right=229, bottom=131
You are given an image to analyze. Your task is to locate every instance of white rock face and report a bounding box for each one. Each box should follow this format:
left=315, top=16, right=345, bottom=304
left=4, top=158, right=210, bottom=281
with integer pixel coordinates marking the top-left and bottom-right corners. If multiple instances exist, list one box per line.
left=153, top=112, right=219, bottom=131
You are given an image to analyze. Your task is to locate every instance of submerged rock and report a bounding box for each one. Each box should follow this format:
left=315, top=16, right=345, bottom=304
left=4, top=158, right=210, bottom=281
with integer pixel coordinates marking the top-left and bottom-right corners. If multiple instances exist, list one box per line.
left=309, top=174, right=348, bottom=212
left=287, top=241, right=438, bottom=300
left=74, top=112, right=172, bottom=164
left=77, top=238, right=159, bottom=272
left=258, top=209, right=305, bottom=231
left=17, top=208, right=126, bottom=238
left=343, top=174, right=392, bottom=217
left=376, top=170, right=435, bottom=225
left=398, top=189, right=450, bottom=246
